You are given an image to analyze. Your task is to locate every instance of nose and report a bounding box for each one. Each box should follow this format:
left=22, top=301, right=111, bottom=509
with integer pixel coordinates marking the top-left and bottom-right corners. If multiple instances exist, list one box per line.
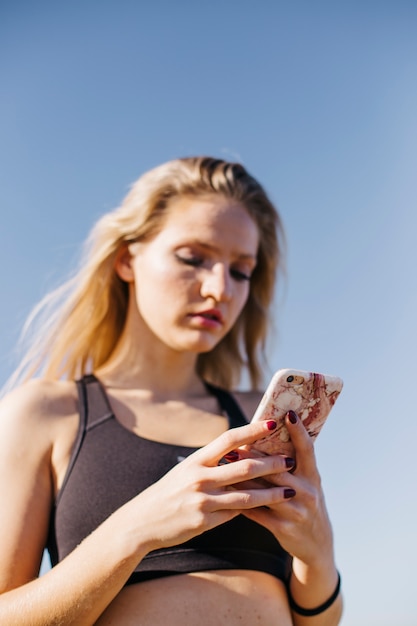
left=200, top=263, right=232, bottom=302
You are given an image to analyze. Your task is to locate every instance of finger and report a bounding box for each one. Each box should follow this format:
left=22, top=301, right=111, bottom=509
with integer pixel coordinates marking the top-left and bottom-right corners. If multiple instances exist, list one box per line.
left=285, top=411, right=317, bottom=473
left=210, top=484, right=297, bottom=511
left=213, top=454, right=296, bottom=488
left=219, top=447, right=294, bottom=466
left=218, top=447, right=265, bottom=464
left=242, top=505, right=293, bottom=534
left=195, top=419, right=279, bottom=466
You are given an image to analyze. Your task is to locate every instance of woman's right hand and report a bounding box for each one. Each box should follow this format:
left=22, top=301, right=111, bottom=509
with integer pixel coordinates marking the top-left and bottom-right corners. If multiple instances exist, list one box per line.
left=125, top=418, right=295, bottom=552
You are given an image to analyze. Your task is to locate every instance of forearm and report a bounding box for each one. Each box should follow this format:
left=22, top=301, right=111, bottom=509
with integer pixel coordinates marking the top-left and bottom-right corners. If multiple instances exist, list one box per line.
left=288, top=557, right=343, bottom=626
left=0, top=505, right=150, bottom=626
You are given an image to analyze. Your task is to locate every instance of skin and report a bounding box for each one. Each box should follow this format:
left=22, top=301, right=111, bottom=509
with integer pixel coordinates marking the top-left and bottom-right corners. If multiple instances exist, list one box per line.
left=0, top=196, right=342, bottom=625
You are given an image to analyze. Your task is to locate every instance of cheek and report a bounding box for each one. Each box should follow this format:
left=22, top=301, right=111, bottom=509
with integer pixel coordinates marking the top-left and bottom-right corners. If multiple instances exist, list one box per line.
left=227, top=285, right=250, bottom=325
left=133, top=256, right=195, bottom=305
left=134, top=253, right=175, bottom=285
left=237, top=282, right=251, bottom=306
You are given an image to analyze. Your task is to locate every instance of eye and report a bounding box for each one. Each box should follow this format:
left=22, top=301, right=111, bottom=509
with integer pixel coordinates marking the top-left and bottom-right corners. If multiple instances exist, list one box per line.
left=230, top=268, right=251, bottom=282
left=174, top=252, right=203, bottom=267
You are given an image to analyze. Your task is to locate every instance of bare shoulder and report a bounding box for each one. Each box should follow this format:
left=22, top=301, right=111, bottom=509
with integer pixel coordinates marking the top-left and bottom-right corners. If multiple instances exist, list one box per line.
left=0, top=378, right=78, bottom=439
left=232, top=389, right=264, bottom=422
left=0, top=378, right=80, bottom=496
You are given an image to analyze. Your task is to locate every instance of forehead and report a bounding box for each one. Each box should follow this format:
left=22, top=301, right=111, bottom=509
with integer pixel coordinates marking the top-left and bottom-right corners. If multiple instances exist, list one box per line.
left=160, top=195, right=259, bottom=251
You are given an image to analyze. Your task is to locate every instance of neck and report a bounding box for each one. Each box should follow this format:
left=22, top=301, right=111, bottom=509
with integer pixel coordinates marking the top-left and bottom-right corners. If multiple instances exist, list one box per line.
left=95, top=319, right=205, bottom=400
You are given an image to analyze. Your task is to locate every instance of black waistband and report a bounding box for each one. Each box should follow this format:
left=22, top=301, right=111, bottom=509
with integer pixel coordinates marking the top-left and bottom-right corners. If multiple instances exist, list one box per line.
left=126, top=545, right=291, bottom=584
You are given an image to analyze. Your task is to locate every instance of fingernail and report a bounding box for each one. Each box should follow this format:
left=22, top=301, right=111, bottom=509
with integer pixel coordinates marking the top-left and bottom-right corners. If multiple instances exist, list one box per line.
left=288, top=410, right=298, bottom=424
left=223, top=450, right=240, bottom=462
left=285, top=457, right=296, bottom=469
left=266, top=420, right=277, bottom=431
left=284, top=488, right=296, bottom=499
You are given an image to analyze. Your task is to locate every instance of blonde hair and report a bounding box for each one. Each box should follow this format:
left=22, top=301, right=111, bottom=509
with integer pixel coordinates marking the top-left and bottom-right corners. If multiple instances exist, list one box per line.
left=9, top=157, right=285, bottom=391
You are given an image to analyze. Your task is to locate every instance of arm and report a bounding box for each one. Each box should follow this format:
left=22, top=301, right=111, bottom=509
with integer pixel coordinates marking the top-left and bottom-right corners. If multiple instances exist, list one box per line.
left=0, top=379, right=147, bottom=625
left=242, top=411, right=343, bottom=626
left=0, top=385, right=297, bottom=625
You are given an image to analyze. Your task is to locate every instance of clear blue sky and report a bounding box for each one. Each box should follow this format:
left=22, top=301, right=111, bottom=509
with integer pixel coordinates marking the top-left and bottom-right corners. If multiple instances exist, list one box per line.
left=1, top=2, right=416, bottom=624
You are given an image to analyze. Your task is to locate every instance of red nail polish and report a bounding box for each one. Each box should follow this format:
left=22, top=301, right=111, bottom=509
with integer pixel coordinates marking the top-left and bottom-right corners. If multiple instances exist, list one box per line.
left=266, top=420, right=277, bottom=431
left=284, top=488, right=296, bottom=499
left=224, top=451, right=239, bottom=462
left=288, top=410, right=298, bottom=424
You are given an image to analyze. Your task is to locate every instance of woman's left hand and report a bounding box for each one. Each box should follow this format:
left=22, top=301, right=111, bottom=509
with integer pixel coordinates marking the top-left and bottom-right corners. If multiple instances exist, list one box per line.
left=241, top=411, right=334, bottom=566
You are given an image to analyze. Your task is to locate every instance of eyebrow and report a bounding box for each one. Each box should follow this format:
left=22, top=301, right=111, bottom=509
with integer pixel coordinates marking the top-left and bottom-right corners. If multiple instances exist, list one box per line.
left=188, top=241, right=257, bottom=262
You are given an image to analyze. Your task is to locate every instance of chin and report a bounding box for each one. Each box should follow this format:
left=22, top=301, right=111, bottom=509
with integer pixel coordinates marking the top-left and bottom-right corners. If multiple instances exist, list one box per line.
left=168, top=327, right=227, bottom=355
left=179, top=336, right=223, bottom=355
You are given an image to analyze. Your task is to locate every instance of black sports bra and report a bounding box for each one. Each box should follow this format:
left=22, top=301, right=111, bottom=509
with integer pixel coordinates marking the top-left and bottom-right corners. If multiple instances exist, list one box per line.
left=47, top=375, right=291, bottom=583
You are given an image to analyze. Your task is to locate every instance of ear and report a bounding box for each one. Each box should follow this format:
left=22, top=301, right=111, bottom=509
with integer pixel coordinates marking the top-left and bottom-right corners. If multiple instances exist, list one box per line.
left=114, top=244, right=135, bottom=283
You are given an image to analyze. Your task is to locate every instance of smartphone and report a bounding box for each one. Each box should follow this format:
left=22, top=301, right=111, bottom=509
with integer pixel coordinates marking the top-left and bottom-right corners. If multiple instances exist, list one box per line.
left=249, top=368, right=343, bottom=457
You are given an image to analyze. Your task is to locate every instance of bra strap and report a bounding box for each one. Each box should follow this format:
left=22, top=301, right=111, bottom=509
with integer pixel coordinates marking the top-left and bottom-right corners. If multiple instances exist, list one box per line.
left=204, top=382, right=249, bottom=429
left=55, top=376, right=90, bottom=506
left=79, top=374, right=114, bottom=430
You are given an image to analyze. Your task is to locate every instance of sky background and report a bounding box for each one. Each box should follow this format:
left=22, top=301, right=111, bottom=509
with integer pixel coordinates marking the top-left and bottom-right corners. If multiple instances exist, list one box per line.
left=1, top=2, right=416, bottom=624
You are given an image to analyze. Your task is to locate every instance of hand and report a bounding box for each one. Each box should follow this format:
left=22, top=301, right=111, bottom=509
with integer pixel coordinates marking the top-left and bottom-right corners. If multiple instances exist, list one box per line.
left=242, top=411, right=335, bottom=567
left=126, top=419, right=298, bottom=552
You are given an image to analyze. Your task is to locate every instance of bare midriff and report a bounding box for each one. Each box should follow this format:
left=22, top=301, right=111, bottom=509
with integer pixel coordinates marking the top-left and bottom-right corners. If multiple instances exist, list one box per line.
left=95, top=569, right=292, bottom=626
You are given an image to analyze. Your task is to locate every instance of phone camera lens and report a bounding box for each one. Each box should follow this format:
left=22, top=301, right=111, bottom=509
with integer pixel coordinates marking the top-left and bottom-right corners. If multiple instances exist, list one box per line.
left=286, top=376, right=294, bottom=383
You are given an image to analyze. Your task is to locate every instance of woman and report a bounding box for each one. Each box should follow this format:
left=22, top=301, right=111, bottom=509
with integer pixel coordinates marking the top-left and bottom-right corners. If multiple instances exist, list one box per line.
left=0, top=157, right=342, bottom=625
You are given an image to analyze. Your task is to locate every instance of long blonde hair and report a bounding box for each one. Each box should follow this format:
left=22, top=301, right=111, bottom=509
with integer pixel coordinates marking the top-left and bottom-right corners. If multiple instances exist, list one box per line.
left=9, top=157, right=285, bottom=391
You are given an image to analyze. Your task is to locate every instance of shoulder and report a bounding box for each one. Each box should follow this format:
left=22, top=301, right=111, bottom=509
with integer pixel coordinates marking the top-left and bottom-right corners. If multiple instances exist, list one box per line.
left=0, top=377, right=78, bottom=416
left=231, top=389, right=263, bottom=422
left=0, top=378, right=78, bottom=441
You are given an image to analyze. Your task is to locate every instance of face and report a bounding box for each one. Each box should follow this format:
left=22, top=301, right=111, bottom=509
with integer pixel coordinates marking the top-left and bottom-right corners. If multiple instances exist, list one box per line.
left=119, top=195, right=259, bottom=355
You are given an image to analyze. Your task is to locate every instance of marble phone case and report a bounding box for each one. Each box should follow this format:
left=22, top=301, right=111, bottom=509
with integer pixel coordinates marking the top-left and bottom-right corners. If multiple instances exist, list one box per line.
left=249, top=368, right=343, bottom=457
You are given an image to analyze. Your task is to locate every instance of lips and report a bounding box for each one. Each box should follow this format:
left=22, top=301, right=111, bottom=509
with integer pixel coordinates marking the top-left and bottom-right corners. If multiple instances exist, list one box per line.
left=190, top=308, right=224, bottom=325
left=198, top=309, right=223, bottom=323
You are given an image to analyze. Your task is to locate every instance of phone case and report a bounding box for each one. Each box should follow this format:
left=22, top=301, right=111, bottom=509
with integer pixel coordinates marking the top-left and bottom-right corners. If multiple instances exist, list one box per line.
left=249, top=368, right=343, bottom=457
